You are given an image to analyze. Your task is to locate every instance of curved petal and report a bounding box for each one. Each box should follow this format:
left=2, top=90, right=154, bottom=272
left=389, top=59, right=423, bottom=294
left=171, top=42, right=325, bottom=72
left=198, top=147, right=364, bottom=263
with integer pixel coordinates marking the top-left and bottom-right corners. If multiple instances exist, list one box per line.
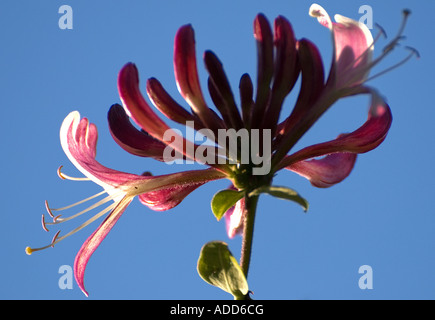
left=204, top=50, right=243, bottom=130
left=272, top=16, right=299, bottom=98
left=146, top=77, right=197, bottom=126
left=278, top=88, right=392, bottom=171
left=282, top=39, right=325, bottom=132
left=138, top=170, right=221, bottom=211
left=264, top=15, right=299, bottom=133
left=138, top=182, right=204, bottom=211
left=118, top=63, right=170, bottom=141
left=287, top=152, right=357, bottom=188
left=61, top=111, right=141, bottom=190
left=239, top=73, right=254, bottom=127
left=174, top=25, right=224, bottom=132
left=117, top=63, right=197, bottom=162
left=310, top=4, right=373, bottom=87
left=272, top=39, right=325, bottom=164
left=74, top=196, right=133, bottom=297
left=251, top=14, right=274, bottom=129
left=108, top=104, right=170, bottom=161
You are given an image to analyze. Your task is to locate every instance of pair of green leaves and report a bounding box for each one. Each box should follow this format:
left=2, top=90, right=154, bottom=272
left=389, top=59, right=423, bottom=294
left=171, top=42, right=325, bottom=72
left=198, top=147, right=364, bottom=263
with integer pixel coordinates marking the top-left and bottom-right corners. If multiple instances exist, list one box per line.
left=211, top=185, right=309, bottom=221
left=200, top=185, right=309, bottom=298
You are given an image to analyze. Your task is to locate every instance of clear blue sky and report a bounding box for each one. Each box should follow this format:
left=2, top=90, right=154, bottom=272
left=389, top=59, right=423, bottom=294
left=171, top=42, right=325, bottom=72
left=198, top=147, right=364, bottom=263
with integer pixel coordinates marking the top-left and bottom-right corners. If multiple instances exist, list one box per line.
left=1, top=0, right=433, bottom=300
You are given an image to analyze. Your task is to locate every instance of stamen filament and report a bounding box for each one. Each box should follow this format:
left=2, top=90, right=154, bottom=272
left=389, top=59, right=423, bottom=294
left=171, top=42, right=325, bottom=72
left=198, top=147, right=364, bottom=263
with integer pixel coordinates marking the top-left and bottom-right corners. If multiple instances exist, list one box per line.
left=52, top=202, right=118, bottom=245
left=26, top=201, right=119, bottom=255
left=57, top=165, right=91, bottom=181
left=343, top=10, right=415, bottom=86
left=47, top=189, right=126, bottom=225
left=363, top=11, right=411, bottom=71
left=365, top=47, right=419, bottom=82
left=46, top=189, right=108, bottom=213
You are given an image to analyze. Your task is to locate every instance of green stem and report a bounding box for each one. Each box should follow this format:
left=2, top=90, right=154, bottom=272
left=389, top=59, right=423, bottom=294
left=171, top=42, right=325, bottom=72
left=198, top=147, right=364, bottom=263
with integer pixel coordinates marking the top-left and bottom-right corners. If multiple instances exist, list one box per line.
left=239, top=194, right=259, bottom=278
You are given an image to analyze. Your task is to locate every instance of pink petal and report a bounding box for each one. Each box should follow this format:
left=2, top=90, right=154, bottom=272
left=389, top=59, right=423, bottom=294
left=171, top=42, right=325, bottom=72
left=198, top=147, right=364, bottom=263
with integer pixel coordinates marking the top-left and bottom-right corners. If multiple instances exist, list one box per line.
left=138, top=184, right=202, bottom=211
left=272, top=16, right=299, bottom=97
left=310, top=4, right=373, bottom=87
left=263, top=15, right=299, bottom=133
left=74, top=196, right=133, bottom=297
left=146, top=77, right=198, bottom=126
left=283, top=39, right=325, bottom=131
left=138, top=170, right=217, bottom=211
left=239, top=73, right=254, bottom=127
left=250, top=14, right=274, bottom=129
left=108, top=104, right=169, bottom=161
left=279, top=89, right=392, bottom=182
left=204, top=50, right=243, bottom=130
left=273, top=39, right=325, bottom=161
left=287, top=152, right=357, bottom=188
left=118, top=63, right=173, bottom=141
left=61, top=111, right=141, bottom=189
left=174, top=25, right=224, bottom=132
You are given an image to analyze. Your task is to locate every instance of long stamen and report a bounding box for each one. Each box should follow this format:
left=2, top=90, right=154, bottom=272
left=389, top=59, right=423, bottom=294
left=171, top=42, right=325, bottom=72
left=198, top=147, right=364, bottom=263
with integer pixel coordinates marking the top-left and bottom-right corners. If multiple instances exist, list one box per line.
left=47, top=189, right=126, bottom=225
left=395, top=9, right=411, bottom=41
left=52, top=202, right=118, bottom=244
left=344, top=10, right=415, bottom=86
left=57, top=165, right=91, bottom=181
left=26, top=201, right=119, bottom=255
left=46, top=189, right=108, bottom=213
left=364, top=10, right=411, bottom=69
left=26, top=230, right=61, bottom=254
left=365, top=46, right=419, bottom=82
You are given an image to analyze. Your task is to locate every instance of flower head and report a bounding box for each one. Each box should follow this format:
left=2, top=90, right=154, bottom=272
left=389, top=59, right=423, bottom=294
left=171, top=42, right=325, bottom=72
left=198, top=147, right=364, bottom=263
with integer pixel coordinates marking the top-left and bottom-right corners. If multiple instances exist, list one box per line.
left=27, top=4, right=416, bottom=295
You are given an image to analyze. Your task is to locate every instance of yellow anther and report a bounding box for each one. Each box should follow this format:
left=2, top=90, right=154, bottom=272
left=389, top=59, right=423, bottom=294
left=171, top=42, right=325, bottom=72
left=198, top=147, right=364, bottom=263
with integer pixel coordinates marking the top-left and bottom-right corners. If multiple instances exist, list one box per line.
left=57, top=166, right=66, bottom=180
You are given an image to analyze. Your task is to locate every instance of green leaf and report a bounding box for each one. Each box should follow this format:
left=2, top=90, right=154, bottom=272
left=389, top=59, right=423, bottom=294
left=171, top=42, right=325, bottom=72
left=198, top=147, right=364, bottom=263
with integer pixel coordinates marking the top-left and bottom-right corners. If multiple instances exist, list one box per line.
left=211, top=189, right=244, bottom=221
left=197, top=241, right=249, bottom=300
left=249, top=185, right=309, bottom=212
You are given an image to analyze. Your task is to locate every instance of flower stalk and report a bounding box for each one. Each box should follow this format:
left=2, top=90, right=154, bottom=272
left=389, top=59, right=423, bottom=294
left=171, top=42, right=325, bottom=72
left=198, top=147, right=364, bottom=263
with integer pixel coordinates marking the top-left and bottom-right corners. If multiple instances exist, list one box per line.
left=239, top=194, right=259, bottom=279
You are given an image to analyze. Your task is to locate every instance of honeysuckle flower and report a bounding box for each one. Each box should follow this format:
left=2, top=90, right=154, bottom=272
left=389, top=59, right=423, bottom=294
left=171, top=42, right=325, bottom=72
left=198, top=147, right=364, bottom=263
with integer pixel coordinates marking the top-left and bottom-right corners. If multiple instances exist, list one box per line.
left=26, top=112, right=225, bottom=296
left=27, top=3, right=415, bottom=296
